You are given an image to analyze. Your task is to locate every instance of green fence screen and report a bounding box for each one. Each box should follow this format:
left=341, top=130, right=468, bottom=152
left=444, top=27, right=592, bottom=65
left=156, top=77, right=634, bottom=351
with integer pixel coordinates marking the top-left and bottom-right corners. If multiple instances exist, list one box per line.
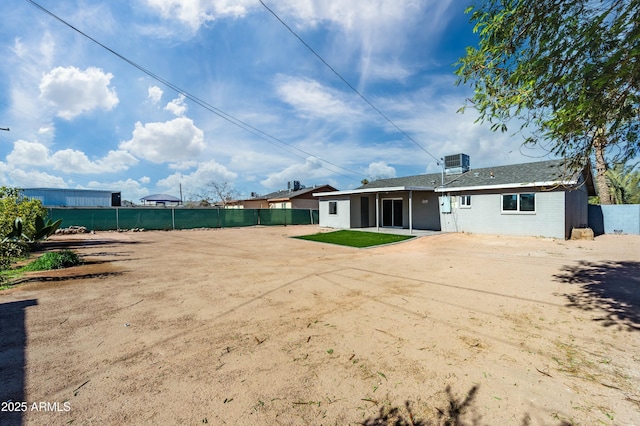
left=45, top=208, right=118, bottom=231
left=46, top=207, right=318, bottom=231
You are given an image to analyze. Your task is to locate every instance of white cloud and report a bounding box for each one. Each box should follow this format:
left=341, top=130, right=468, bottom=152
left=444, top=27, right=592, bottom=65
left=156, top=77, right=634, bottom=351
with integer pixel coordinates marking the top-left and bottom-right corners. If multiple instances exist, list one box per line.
left=51, top=149, right=138, bottom=174
left=168, top=160, right=198, bottom=170
left=276, top=0, right=456, bottom=82
left=164, top=94, right=187, bottom=116
left=6, top=140, right=138, bottom=174
left=39, top=66, right=119, bottom=120
left=148, top=85, right=163, bottom=103
left=0, top=161, right=68, bottom=188
left=11, top=37, right=26, bottom=58
left=145, top=0, right=252, bottom=30
left=6, top=140, right=50, bottom=166
left=260, top=156, right=330, bottom=189
left=366, top=161, right=396, bottom=179
left=5, top=32, right=60, bottom=144
left=119, top=117, right=205, bottom=163
left=86, top=178, right=150, bottom=202
left=275, top=75, right=361, bottom=120
left=157, top=160, right=238, bottom=195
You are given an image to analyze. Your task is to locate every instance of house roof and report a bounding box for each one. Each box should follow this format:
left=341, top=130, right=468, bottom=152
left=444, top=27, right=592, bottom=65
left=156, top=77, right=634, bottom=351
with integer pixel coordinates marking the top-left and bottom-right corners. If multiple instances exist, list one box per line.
left=254, top=184, right=338, bottom=202
left=316, top=159, right=596, bottom=196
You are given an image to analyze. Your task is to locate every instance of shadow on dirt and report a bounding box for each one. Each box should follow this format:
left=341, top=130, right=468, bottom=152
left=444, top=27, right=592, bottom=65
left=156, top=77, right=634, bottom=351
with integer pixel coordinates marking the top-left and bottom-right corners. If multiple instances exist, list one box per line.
left=40, top=238, right=147, bottom=251
left=10, top=271, right=124, bottom=286
left=0, top=299, right=38, bottom=426
left=554, top=261, right=640, bottom=331
left=361, top=385, right=479, bottom=426
left=360, top=385, right=573, bottom=426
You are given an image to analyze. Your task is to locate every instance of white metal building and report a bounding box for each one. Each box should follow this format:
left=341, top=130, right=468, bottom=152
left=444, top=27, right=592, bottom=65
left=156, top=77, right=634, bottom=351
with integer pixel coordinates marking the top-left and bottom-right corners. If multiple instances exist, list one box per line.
left=21, top=188, right=121, bottom=207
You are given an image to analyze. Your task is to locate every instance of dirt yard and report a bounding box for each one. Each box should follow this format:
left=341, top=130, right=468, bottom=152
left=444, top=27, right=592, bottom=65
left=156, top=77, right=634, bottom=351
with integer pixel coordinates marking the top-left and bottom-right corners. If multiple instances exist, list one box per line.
left=1, top=226, right=639, bottom=425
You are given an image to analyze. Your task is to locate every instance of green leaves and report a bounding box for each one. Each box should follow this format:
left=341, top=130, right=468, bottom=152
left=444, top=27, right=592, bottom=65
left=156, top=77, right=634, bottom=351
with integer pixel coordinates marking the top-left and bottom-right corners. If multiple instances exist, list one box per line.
left=2, top=215, right=62, bottom=244
left=33, top=216, right=62, bottom=242
left=455, top=0, right=640, bottom=195
left=3, top=218, right=26, bottom=242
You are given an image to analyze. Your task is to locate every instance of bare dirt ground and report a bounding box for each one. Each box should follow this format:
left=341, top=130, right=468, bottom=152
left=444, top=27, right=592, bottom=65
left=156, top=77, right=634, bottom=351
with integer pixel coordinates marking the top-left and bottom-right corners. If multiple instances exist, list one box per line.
left=1, top=226, right=639, bottom=425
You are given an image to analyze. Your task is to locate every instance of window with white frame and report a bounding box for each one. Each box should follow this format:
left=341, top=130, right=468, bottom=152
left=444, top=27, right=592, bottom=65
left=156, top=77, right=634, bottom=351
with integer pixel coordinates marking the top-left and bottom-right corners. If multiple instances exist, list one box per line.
left=502, top=193, right=535, bottom=213
left=329, top=201, right=337, bottom=215
left=460, top=195, right=471, bottom=208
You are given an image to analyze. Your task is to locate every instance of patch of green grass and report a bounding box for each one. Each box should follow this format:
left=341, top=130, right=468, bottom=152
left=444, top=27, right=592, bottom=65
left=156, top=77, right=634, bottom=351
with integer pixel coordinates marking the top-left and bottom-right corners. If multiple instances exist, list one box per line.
left=0, top=249, right=82, bottom=290
left=23, top=250, right=82, bottom=272
left=294, top=230, right=414, bottom=248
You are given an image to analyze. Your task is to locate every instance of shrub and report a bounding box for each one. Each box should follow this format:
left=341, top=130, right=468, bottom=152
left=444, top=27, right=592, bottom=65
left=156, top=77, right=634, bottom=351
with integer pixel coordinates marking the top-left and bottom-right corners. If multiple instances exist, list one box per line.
left=0, top=187, right=47, bottom=239
left=1, top=187, right=51, bottom=281
left=24, top=250, right=82, bottom=271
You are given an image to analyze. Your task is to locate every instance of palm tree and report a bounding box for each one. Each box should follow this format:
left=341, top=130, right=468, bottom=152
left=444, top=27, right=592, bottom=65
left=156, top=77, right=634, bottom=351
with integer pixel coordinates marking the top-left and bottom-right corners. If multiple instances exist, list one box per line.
left=606, top=163, right=640, bottom=204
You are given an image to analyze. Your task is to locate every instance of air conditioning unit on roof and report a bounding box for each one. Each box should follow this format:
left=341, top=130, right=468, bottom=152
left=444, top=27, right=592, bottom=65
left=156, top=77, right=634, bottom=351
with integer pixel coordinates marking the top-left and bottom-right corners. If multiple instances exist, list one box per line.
left=444, top=153, right=470, bottom=175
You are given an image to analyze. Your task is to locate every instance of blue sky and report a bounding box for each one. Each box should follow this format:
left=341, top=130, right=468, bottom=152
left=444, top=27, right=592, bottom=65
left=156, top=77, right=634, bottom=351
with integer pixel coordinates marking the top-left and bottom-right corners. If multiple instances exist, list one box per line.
left=0, top=0, right=552, bottom=203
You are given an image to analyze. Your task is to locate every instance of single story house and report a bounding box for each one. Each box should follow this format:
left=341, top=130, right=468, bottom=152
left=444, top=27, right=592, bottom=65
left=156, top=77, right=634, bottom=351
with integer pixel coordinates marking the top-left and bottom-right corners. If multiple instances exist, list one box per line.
left=230, top=184, right=337, bottom=209
left=315, top=157, right=596, bottom=239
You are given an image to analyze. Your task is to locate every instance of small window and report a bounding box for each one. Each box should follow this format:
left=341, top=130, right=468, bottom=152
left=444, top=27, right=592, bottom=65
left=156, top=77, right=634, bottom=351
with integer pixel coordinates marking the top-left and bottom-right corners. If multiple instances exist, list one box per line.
left=502, top=194, right=518, bottom=211
left=502, top=193, right=535, bottom=213
left=329, top=201, right=337, bottom=215
left=519, top=193, right=535, bottom=211
left=460, top=195, right=471, bottom=208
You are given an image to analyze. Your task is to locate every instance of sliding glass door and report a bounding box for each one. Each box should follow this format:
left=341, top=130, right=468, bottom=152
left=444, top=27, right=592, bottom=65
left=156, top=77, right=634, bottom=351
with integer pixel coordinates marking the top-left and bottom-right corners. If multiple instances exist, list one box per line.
left=382, top=199, right=403, bottom=227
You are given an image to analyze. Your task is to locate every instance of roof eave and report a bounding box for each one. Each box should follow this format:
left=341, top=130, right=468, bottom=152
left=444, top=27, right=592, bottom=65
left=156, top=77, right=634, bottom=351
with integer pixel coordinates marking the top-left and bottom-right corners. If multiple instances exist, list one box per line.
left=434, top=180, right=579, bottom=192
left=314, top=186, right=435, bottom=197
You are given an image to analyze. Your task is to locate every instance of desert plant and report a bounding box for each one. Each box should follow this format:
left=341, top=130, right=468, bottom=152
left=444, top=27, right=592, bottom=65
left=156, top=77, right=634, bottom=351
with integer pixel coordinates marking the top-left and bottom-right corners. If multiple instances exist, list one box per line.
left=3, top=216, right=62, bottom=245
left=32, top=216, right=63, bottom=242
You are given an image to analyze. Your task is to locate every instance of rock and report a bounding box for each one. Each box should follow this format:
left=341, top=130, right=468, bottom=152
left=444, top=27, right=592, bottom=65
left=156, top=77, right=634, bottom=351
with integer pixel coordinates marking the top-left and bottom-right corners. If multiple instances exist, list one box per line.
left=571, top=227, right=594, bottom=240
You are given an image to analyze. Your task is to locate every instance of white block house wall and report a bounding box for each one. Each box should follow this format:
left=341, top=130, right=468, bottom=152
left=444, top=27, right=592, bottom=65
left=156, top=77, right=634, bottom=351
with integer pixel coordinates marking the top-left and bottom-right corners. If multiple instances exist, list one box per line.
left=318, top=196, right=351, bottom=229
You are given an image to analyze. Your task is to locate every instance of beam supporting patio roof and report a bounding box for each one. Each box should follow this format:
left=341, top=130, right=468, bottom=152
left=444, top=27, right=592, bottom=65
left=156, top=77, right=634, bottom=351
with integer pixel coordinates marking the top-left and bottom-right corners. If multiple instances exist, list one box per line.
left=376, top=192, right=380, bottom=231
left=409, top=190, right=413, bottom=234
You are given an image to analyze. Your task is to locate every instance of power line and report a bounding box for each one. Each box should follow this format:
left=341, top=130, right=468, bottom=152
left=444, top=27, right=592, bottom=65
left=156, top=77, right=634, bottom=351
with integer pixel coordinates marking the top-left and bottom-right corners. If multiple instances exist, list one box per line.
left=258, top=0, right=442, bottom=165
left=24, top=0, right=368, bottom=182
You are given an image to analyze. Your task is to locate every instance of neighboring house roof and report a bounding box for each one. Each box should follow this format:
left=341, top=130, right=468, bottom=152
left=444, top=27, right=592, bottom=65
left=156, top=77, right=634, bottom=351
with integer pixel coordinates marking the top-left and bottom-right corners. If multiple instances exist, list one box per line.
left=250, top=184, right=338, bottom=202
left=140, top=194, right=181, bottom=202
left=316, top=159, right=596, bottom=196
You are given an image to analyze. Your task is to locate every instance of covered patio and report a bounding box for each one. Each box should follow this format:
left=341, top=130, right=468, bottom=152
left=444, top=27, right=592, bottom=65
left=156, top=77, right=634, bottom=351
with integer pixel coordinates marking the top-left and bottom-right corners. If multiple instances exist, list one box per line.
left=315, top=186, right=442, bottom=233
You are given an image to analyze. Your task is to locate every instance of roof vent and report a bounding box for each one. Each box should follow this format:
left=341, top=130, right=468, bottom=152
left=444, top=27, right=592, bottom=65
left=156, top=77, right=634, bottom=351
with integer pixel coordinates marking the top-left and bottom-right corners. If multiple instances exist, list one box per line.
left=444, top=154, right=470, bottom=175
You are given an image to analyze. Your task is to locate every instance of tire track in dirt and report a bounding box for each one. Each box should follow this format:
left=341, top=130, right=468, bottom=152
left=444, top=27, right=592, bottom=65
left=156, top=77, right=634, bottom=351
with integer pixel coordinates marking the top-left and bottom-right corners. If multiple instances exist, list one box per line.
left=41, top=267, right=370, bottom=402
